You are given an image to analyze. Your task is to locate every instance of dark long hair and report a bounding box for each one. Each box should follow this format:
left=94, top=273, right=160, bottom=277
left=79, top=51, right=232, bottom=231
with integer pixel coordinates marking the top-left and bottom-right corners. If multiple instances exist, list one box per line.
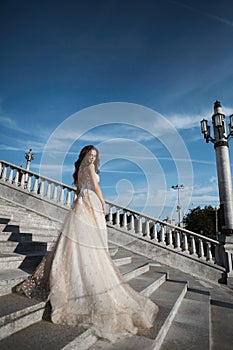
left=73, top=145, right=100, bottom=187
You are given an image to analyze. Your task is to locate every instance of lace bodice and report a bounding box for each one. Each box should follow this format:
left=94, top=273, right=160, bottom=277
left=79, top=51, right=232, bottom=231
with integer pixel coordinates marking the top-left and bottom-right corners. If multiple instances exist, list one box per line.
left=78, top=166, right=99, bottom=191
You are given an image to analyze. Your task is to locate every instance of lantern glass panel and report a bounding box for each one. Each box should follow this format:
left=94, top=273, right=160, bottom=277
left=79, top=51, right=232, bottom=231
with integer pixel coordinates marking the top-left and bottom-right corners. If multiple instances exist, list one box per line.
left=214, top=114, right=223, bottom=127
left=201, top=119, right=208, bottom=133
left=230, top=115, right=233, bottom=129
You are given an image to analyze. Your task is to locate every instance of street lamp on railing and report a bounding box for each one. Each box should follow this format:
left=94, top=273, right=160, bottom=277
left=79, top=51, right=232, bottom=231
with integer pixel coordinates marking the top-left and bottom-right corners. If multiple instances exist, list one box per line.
left=25, top=149, right=34, bottom=172
left=172, top=184, right=184, bottom=226
left=200, top=101, right=233, bottom=235
left=24, top=149, right=34, bottom=183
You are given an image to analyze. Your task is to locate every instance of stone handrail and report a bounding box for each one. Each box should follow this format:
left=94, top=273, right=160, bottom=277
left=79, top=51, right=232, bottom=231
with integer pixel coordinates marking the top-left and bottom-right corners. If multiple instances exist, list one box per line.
left=0, top=160, right=76, bottom=207
left=106, top=201, right=222, bottom=265
left=0, top=160, right=226, bottom=268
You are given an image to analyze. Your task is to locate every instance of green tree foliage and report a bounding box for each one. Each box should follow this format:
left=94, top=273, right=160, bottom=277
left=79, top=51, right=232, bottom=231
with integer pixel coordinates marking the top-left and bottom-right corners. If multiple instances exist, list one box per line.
left=183, top=206, right=219, bottom=238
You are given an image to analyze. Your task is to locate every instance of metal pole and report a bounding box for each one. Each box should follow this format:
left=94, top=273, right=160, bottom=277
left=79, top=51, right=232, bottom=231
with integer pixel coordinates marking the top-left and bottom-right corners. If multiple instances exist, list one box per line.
left=172, top=184, right=184, bottom=226
left=212, top=102, right=233, bottom=234
left=215, top=207, right=218, bottom=239
left=24, top=149, right=34, bottom=182
left=201, top=101, right=233, bottom=287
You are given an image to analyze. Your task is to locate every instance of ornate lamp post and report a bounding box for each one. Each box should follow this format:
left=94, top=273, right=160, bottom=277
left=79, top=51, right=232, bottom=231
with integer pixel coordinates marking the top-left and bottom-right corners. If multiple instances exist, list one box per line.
left=172, top=184, right=184, bottom=226
left=25, top=149, right=34, bottom=172
left=201, top=101, right=233, bottom=235
left=201, top=101, right=233, bottom=286
left=24, top=149, right=34, bottom=182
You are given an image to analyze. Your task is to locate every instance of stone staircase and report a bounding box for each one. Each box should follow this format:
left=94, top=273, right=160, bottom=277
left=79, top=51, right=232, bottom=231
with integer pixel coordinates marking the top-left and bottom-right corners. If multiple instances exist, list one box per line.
left=1, top=161, right=233, bottom=349
left=0, top=198, right=61, bottom=297
left=0, top=199, right=233, bottom=349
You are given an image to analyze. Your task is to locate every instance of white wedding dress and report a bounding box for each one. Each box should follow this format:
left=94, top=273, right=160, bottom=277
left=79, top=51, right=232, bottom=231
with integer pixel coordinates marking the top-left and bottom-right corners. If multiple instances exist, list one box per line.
left=17, top=167, right=158, bottom=341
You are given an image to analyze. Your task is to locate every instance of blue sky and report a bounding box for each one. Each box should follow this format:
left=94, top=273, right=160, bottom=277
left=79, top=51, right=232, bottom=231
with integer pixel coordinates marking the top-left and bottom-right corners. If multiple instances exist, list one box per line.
left=1, top=0, right=233, bottom=221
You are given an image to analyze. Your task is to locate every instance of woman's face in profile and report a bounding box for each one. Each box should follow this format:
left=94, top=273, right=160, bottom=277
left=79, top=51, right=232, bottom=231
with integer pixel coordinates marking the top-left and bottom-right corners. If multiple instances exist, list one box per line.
left=86, top=149, right=97, bottom=165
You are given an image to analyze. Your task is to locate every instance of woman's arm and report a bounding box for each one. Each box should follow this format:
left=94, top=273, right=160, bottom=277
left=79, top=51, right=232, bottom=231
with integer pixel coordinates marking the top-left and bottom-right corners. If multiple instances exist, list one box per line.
left=88, top=164, right=106, bottom=215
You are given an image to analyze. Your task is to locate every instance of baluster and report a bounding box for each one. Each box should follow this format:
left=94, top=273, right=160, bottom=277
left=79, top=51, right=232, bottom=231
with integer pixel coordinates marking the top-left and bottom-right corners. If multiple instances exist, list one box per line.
left=160, top=225, right=166, bottom=244
left=38, top=179, right=45, bottom=197
left=151, top=222, right=158, bottom=241
left=190, top=236, right=197, bottom=255
left=20, top=172, right=25, bottom=188
left=59, top=186, right=64, bottom=204
left=26, top=174, right=32, bottom=191
left=8, top=167, right=14, bottom=183
left=175, top=230, right=181, bottom=250
left=214, top=244, right=223, bottom=266
left=0, top=162, right=2, bottom=177
left=52, top=184, right=58, bottom=202
left=32, top=177, right=39, bottom=194
left=145, top=220, right=150, bottom=238
left=182, top=233, right=189, bottom=253
left=2, top=165, right=7, bottom=181
left=108, top=205, right=113, bottom=224
left=122, top=211, right=127, bottom=229
left=13, top=170, right=19, bottom=186
left=115, top=208, right=120, bottom=227
left=198, top=239, right=205, bottom=258
left=167, top=227, right=173, bottom=247
left=66, top=189, right=71, bottom=207
left=46, top=181, right=51, bottom=199
left=206, top=242, right=213, bottom=262
left=25, top=172, right=29, bottom=183
left=137, top=216, right=142, bottom=235
left=130, top=214, right=135, bottom=232
left=226, top=252, right=233, bottom=273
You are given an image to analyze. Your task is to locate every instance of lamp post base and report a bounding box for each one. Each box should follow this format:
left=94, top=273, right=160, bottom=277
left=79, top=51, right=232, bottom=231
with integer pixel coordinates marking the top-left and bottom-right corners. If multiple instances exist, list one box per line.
left=224, top=236, right=233, bottom=288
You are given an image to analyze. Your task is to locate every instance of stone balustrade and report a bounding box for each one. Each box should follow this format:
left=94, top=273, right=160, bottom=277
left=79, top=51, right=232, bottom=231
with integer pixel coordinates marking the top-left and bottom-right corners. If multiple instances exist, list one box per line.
left=106, top=202, right=222, bottom=265
left=0, top=160, right=76, bottom=207
left=0, top=160, right=227, bottom=268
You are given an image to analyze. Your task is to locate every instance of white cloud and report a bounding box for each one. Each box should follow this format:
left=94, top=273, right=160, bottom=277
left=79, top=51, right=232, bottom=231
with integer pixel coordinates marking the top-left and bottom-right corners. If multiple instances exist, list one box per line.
left=165, top=104, right=233, bottom=135
left=0, top=116, right=17, bottom=129
left=0, top=115, right=33, bottom=134
left=0, top=144, right=21, bottom=151
left=167, top=113, right=202, bottom=130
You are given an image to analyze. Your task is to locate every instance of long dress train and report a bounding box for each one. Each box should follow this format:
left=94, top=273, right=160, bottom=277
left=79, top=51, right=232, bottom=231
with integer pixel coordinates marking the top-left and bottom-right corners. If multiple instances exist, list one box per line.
left=17, top=169, right=158, bottom=341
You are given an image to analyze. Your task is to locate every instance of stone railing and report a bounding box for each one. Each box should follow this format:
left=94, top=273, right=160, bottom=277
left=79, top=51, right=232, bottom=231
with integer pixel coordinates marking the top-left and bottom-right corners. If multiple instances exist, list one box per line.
left=106, top=202, right=224, bottom=266
left=0, top=160, right=228, bottom=269
left=0, top=160, right=76, bottom=207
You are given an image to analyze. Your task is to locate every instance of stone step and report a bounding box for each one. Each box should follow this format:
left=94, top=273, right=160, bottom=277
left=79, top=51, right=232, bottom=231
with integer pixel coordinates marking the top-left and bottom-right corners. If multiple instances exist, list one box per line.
left=149, top=280, right=188, bottom=350
left=127, top=264, right=167, bottom=297
left=160, top=287, right=210, bottom=350
left=0, top=269, right=30, bottom=297
left=0, top=254, right=132, bottom=297
left=0, top=256, right=154, bottom=341
left=0, top=231, right=57, bottom=248
left=0, top=223, right=20, bottom=234
left=0, top=252, right=45, bottom=270
left=114, top=256, right=132, bottom=266
left=0, top=253, right=25, bottom=270
left=0, top=222, right=59, bottom=242
left=0, top=293, right=46, bottom=341
left=0, top=241, right=47, bottom=253
left=0, top=231, right=33, bottom=242
left=0, top=209, right=60, bottom=229
left=2, top=219, right=59, bottom=231
left=0, top=320, right=97, bottom=350
left=89, top=279, right=187, bottom=350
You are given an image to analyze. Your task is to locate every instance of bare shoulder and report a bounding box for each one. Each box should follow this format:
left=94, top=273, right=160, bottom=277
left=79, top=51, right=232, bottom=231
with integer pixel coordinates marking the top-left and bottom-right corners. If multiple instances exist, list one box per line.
left=87, top=163, right=95, bottom=175
left=88, top=163, right=95, bottom=171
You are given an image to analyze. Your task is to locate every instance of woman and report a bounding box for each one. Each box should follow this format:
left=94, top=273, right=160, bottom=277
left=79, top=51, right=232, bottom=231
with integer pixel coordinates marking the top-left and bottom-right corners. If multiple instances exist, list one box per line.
left=17, top=145, right=158, bottom=341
